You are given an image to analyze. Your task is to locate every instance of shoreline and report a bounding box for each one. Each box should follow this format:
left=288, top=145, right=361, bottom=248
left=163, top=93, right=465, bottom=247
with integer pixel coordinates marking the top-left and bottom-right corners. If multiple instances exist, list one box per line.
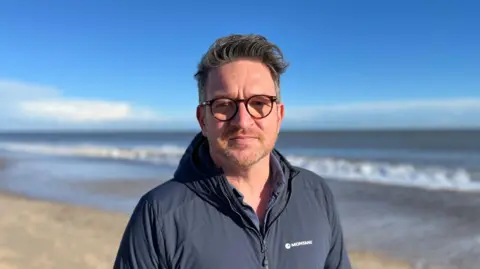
left=328, top=178, right=480, bottom=269
left=0, top=190, right=423, bottom=269
left=0, top=154, right=465, bottom=268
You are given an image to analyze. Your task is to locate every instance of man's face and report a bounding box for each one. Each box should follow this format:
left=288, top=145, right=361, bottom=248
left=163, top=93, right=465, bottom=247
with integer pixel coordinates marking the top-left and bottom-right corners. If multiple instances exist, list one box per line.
left=196, top=59, right=285, bottom=169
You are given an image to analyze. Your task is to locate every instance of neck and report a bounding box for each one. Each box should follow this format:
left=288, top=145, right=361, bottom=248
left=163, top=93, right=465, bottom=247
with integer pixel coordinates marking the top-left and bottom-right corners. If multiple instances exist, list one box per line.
left=210, top=149, right=274, bottom=220
left=228, top=158, right=270, bottom=193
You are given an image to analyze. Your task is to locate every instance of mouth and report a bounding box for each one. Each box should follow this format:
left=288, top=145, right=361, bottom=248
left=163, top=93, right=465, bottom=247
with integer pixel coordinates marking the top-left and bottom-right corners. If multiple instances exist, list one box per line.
left=229, top=136, right=257, bottom=140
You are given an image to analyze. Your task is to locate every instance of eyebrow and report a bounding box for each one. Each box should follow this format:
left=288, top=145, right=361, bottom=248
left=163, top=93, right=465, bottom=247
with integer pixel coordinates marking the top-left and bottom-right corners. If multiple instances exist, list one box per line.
left=208, top=93, right=235, bottom=100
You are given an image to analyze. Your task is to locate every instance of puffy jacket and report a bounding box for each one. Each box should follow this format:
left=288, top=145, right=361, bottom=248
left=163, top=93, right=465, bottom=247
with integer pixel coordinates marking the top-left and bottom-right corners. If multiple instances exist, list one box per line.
left=114, top=132, right=352, bottom=269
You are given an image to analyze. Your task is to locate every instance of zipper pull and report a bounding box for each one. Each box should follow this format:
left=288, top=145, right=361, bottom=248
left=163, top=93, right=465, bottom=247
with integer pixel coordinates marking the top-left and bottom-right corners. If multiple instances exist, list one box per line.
left=262, top=255, right=269, bottom=269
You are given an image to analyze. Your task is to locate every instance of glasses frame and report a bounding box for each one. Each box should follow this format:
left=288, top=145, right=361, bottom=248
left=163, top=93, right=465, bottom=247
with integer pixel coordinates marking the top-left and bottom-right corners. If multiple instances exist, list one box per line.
left=200, top=94, right=278, bottom=122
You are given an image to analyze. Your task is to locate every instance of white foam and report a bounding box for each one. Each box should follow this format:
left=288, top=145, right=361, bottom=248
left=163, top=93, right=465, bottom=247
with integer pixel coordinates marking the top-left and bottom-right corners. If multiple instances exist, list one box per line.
left=1, top=142, right=479, bottom=192
left=0, top=142, right=185, bottom=166
left=286, top=155, right=480, bottom=192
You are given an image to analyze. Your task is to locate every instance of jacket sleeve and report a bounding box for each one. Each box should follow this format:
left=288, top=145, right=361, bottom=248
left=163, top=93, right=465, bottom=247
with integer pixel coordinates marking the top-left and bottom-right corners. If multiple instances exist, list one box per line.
left=113, top=194, right=168, bottom=269
left=321, top=182, right=352, bottom=269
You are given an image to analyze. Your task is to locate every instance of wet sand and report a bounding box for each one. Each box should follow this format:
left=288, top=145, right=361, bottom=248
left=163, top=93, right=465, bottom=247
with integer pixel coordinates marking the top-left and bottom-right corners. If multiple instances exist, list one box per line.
left=0, top=191, right=424, bottom=269
left=0, top=159, right=8, bottom=170
left=329, top=179, right=480, bottom=269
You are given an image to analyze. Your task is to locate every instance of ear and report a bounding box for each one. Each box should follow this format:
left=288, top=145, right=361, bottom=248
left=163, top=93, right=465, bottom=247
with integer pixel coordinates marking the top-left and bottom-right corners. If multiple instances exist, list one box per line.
left=276, top=102, right=285, bottom=132
left=196, top=105, right=207, bottom=136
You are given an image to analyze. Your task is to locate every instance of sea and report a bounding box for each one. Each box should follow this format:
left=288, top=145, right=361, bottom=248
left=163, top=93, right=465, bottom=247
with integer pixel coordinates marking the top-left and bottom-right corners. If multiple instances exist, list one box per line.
left=1, top=129, right=480, bottom=268
left=0, top=129, right=479, bottom=212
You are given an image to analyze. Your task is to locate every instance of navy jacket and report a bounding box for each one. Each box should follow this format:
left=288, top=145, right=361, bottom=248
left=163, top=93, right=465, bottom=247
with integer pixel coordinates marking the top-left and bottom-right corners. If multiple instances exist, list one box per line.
left=114, top=133, right=351, bottom=269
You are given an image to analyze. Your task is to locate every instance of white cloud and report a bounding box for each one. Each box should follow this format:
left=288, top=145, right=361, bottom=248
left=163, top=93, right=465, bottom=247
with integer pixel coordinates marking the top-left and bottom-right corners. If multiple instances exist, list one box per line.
left=287, top=98, right=480, bottom=116
left=1, top=78, right=479, bottom=130
left=18, top=100, right=161, bottom=122
left=0, top=79, right=59, bottom=99
left=284, top=98, right=480, bottom=129
left=0, top=79, right=168, bottom=125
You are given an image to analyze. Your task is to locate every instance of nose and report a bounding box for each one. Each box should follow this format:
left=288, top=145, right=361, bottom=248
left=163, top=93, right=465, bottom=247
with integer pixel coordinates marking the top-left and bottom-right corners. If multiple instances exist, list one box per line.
left=230, top=102, right=253, bottom=128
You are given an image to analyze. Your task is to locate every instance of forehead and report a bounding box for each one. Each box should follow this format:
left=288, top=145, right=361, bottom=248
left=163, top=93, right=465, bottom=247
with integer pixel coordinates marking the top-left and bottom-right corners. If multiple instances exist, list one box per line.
left=205, top=59, right=276, bottom=99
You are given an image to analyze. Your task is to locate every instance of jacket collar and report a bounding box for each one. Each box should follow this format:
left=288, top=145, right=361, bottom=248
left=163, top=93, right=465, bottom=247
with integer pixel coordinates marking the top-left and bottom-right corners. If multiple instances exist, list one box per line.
left=173, top=132, right=299, bottom=213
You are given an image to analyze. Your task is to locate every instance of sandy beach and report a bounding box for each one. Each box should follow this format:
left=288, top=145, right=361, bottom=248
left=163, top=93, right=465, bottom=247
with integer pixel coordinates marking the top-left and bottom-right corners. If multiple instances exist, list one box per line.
left=0, top=192, right=126, bottom=269
left=1, top=143, right=478, bottom=269
left=0, top=190, right=423, bottom=269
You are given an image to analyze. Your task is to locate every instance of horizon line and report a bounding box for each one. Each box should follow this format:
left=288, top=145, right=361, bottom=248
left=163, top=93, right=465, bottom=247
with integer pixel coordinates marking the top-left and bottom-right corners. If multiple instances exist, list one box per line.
left=0, top=126, right=479, bottom=134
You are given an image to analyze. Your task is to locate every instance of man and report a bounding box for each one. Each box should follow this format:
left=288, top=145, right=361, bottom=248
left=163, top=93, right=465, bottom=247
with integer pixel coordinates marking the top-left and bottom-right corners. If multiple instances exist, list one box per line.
left=113, top=34, right=351, bottom=269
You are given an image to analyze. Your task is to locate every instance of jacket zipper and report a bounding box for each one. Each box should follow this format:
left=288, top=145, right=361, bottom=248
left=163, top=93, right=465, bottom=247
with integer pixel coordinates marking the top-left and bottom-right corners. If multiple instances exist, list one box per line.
left=260, top=171, right=296, bottom=269
left=218, top=176, right=271, bottom=268
left=260, top=191, right=282, bottom=269
left=219, top=171, right=297, bottom=269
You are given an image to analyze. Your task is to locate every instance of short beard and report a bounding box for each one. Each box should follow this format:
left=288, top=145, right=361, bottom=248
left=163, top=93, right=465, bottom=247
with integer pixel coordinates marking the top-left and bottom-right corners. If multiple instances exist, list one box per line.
left=223, top=146, right=270, bottom=169
left=208, top=124, right=272, bottom=170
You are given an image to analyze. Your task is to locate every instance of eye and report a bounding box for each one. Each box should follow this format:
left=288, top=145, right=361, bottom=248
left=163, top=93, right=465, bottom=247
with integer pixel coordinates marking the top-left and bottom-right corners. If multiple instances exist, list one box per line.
left=213, top=100, right=233, bottom=108
left=249, top=96, right=272, bottom=108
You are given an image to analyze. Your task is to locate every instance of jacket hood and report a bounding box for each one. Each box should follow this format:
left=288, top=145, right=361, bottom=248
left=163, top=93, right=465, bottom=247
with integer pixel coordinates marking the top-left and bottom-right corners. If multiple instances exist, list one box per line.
left=173, top=132, right=299, bottom=208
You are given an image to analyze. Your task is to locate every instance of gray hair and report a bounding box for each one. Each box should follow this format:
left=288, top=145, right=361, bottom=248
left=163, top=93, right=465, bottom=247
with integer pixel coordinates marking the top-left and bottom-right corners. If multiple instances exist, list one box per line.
left=194, top=34, right=289, bottom=104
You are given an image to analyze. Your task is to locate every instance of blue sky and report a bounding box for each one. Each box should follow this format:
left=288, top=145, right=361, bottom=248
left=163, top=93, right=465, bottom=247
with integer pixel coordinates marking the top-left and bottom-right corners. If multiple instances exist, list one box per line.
left=0, top=0, right=479, bottom=130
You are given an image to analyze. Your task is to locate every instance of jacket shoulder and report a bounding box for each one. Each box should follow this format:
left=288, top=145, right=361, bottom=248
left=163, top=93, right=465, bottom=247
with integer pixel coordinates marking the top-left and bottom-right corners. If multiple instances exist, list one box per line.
left=114, top=179, right=193, bottom=269
left=138, top=178, right=196, bottom=219
left=291, top=166, right=339, bottom=222
left=292, top=166, right=332, bottom=192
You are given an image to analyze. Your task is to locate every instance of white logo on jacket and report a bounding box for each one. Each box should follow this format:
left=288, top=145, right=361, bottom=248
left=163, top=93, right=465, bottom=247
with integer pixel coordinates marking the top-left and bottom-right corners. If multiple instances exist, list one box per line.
left=285, top=240, right=313, bottom=249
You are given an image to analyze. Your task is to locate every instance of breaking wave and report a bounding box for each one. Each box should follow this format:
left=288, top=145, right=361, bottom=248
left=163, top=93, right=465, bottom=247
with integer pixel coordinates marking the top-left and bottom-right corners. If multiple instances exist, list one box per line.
left=0, top=142, right=185, bottom=166
left=0, top=142, right=478, bottom=192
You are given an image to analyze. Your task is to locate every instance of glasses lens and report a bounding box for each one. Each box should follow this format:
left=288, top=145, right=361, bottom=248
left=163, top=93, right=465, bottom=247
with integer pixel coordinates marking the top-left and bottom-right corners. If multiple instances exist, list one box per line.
left=211, top=98, right=236, bottom=121
left=247, top=95, right=273, bottom=118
